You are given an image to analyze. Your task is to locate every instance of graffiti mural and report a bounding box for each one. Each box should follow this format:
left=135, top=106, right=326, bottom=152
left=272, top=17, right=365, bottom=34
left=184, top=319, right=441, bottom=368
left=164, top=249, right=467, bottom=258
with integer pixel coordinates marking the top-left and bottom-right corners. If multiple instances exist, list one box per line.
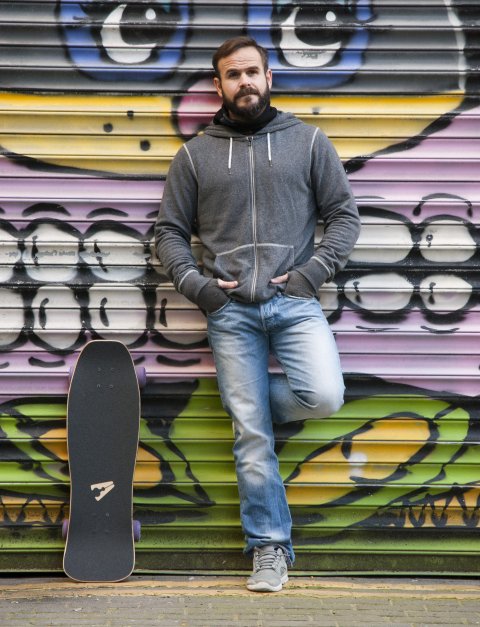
left=0, top=1, right=479, bottom=572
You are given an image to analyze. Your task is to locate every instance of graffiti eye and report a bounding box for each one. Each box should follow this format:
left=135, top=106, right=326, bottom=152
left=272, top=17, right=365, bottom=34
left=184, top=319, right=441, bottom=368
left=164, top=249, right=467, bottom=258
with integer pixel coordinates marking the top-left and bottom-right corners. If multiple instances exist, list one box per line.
left=60, top=1, right=190, bottom=82
left=419, top=220, right=476, bottom=263
left=344, top=273, right=413, bottom=314
left=101, top=3, right=181, bottom=64
left=32, top=286, right=82, bottom=351
left=273, top=2, right=357, bottom=68
left=249, top=1, right=373, bottom=90
left=419, top=275, right=472, bottom=314
left=88, top=286, right=146, bottom=345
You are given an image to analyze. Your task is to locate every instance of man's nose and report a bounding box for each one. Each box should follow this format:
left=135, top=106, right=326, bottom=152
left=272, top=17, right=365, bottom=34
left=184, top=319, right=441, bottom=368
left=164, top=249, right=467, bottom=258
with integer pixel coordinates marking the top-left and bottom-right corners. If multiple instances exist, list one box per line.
left=239, top=72, right=251, bottom=87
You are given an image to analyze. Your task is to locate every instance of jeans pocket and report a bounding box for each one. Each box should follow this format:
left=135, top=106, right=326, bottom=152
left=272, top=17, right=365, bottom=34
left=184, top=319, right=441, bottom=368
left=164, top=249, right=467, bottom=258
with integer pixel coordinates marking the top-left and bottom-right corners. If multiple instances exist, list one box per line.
left=207, top=298, right=232, bottom=317
left=283, top=293, right=316, bottom=301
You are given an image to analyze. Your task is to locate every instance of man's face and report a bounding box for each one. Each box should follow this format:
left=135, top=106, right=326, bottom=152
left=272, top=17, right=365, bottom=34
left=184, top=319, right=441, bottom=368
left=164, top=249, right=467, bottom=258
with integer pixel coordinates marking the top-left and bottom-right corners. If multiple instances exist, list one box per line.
left=213, top=47, right=273, bottom=121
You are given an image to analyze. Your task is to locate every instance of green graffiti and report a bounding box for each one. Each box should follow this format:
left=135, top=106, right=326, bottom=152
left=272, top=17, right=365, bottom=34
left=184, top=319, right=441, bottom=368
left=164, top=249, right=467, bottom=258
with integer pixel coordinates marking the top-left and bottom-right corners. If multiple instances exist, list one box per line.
left=0, top=384, right=479, bottom=546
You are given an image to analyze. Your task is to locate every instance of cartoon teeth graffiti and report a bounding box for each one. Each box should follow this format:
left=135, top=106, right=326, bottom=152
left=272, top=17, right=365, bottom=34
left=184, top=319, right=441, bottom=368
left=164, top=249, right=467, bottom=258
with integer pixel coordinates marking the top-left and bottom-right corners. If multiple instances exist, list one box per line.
left=338, top=103, right=480, bottom=397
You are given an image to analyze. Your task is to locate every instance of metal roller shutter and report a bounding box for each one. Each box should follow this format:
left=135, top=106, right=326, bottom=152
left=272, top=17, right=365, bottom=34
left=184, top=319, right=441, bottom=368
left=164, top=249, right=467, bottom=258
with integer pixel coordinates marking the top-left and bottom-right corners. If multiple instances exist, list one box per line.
left=0, top=0, right=479, bottom=574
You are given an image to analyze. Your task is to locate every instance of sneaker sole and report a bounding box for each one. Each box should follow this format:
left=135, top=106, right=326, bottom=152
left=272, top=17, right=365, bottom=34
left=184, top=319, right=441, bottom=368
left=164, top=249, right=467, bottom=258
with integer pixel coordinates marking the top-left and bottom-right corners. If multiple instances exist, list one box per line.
left=246, top=575, right=288, bottom=593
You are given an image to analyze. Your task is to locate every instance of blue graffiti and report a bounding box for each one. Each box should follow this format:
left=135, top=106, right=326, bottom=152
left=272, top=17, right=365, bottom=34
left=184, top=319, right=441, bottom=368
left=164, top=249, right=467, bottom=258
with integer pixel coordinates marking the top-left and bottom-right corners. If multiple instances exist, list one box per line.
left=58, top=1, right=190, bottom=82
left=248, top=0, right=373, bottom=90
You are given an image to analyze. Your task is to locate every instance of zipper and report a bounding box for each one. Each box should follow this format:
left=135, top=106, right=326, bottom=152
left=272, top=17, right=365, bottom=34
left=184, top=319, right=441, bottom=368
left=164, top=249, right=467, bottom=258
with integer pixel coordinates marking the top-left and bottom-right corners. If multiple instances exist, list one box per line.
left=248, top=136, right=258, bottom=302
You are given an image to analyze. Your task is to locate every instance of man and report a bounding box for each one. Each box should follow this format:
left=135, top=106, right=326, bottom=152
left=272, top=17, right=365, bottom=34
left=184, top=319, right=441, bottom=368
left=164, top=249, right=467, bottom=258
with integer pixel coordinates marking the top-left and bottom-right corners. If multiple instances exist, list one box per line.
left=155, top=36, right=360, bottom=592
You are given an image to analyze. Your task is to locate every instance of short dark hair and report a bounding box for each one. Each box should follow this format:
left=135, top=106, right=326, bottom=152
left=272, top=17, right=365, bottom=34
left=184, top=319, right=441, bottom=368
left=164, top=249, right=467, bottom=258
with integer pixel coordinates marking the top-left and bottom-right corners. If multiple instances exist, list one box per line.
left=212, top=37, right=269, bottom=78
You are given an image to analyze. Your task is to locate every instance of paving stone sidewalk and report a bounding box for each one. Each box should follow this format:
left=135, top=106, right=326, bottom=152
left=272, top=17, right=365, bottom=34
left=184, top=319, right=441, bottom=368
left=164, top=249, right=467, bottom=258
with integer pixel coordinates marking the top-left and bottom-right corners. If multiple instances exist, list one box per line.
left=1, top=575, right=480, bottom=626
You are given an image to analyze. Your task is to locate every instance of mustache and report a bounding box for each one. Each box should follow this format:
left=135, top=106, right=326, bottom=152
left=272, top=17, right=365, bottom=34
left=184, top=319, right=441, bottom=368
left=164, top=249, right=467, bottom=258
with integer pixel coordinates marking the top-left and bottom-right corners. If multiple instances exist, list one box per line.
left=235, top=87, right=260, bottom=100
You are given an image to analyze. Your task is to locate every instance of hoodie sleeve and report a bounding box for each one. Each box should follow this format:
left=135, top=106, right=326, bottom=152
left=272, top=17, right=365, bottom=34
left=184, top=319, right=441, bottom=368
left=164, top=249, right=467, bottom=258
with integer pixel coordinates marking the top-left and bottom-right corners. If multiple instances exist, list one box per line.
left=155, top=145, right=212, bottom=302
left=292, top=129, right=361, bottom=290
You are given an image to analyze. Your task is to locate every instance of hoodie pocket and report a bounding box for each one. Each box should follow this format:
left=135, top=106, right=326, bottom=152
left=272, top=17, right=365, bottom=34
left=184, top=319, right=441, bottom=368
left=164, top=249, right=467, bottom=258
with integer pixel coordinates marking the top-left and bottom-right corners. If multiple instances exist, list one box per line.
left=214, top=243, right=294, bottom=301
left=256, top=243, right=294, bottom=287
left=213, top=244, right=255, bottom=283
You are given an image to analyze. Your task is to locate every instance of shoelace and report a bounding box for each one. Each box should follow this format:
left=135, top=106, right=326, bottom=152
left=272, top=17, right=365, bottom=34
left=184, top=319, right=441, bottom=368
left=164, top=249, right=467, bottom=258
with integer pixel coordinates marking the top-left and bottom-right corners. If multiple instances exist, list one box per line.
left=254, top=548, right=283, bottom=572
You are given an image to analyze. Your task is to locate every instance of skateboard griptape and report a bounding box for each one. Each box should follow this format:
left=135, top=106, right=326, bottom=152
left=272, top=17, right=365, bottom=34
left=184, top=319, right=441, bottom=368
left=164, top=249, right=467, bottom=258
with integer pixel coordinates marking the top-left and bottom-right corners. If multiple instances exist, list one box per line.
left=64, top=340, right=140, bottom=582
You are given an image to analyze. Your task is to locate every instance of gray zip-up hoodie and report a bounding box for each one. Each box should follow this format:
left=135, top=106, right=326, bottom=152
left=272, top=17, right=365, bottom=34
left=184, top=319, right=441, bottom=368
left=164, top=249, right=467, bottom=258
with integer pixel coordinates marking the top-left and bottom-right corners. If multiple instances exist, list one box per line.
left=155, top=112, right=360, bottom=312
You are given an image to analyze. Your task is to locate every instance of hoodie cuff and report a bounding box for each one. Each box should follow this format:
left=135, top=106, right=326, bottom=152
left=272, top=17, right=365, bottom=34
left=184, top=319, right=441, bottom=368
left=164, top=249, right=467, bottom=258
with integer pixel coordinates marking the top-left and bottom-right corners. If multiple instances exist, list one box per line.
left=196, top=280, right=230, bottom=314
left=179, top=272, right=229, bottom=313
left=294, top=258, right=330, bottom=291
left=178, top=270, right=211, bottom=304
left=285, top=271, right=318, bottom=298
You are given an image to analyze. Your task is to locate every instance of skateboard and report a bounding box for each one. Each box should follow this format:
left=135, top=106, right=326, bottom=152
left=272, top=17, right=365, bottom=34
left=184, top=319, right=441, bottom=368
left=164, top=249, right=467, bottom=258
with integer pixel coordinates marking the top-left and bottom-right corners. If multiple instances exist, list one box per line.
left=63, top=340, right=141, bottom=582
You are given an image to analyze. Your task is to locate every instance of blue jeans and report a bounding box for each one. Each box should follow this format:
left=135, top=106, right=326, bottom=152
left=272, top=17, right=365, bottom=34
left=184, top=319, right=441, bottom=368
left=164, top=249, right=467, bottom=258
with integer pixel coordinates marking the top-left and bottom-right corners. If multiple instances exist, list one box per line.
left=207, top=293, right=345, bottom=564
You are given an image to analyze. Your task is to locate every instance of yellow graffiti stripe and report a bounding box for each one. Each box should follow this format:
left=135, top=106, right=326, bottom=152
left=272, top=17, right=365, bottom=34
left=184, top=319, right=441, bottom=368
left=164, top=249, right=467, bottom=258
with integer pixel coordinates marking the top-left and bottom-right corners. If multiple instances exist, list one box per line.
left=38, top=435, right=162, bottom=487
left=0, top=93, right=465, bottom=175
left=287, top=417, right=430, bottom=499
left=134, top=448, right=163, bottom=487
left=0, top=92, right=182, bottom=176
left=0, top=497, right=64, bottom=524
left=287, top=485, right=352, bottom=506
left=272, top=94, right=465, bottom=160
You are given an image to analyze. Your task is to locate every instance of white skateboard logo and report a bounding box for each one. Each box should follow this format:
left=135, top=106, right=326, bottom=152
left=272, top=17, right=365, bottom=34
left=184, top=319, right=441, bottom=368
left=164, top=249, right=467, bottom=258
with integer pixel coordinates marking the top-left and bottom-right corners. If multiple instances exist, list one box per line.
left=91, top=481, right=115, bottom=502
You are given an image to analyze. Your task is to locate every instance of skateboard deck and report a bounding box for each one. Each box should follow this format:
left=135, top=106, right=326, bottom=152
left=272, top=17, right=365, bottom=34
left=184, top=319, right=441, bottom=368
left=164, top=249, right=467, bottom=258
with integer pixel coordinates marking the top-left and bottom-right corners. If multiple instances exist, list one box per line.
left=63, top=340, right=140, bottom=582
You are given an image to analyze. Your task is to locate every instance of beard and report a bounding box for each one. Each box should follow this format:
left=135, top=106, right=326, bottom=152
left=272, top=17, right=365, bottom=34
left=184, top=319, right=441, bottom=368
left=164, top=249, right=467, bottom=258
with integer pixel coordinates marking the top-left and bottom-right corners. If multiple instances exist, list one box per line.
left=223, top=84, right=271, bottom=122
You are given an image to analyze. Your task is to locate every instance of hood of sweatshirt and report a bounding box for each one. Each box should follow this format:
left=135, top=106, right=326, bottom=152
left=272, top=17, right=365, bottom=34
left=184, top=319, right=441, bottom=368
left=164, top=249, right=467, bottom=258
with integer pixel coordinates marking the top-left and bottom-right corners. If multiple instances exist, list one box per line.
left=212, top=104, right=278, bottom=135
left=204, top=111, right=301, bottom=138
left=203, top=111, right=302, bottom=172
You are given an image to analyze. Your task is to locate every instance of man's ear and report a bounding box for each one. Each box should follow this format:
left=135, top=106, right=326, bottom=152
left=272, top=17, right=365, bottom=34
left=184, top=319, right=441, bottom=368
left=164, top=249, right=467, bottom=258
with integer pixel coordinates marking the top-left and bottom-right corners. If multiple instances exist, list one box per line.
left=213, top=76, right=223, bottom=98
left=266, top=69, right=273, bottom=89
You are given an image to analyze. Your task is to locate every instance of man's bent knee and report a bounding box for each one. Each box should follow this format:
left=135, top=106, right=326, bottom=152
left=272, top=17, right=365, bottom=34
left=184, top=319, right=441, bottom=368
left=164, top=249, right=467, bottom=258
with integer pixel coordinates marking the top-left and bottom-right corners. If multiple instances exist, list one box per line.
left=294, top=388, right=344, bottom=420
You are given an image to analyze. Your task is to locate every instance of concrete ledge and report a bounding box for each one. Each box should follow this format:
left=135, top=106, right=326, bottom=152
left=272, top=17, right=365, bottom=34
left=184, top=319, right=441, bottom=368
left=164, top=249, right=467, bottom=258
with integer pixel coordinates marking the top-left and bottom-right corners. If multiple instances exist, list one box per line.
left=2, top=575, right=480, bottom=600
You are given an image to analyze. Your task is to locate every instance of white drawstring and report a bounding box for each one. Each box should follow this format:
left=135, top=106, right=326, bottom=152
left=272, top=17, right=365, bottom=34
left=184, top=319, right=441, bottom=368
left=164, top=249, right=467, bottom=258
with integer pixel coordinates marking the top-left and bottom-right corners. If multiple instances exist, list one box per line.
left=227, top=134, right=272, bottom=172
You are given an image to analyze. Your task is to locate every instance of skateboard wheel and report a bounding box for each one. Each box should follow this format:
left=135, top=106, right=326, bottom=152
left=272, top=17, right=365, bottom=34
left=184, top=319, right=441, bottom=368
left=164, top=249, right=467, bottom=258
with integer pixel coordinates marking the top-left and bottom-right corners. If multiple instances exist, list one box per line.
left=136, top=367, right=147, bottom=389
left=133, top=519, right=141, bottom=542
left=62, top=518, right=69, bottom=540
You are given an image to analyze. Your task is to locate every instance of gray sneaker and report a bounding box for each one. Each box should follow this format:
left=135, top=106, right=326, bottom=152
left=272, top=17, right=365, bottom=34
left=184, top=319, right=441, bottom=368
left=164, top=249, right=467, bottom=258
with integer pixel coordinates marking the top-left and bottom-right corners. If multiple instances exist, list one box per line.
left=246, top=545, right=289, bottom=592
